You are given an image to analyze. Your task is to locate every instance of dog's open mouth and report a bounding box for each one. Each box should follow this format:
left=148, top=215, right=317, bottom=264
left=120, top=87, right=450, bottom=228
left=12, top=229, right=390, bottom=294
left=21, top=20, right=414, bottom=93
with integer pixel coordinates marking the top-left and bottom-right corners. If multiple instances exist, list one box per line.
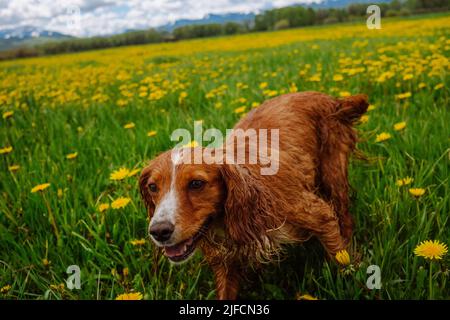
left=163, top=217, right=212, bottom=262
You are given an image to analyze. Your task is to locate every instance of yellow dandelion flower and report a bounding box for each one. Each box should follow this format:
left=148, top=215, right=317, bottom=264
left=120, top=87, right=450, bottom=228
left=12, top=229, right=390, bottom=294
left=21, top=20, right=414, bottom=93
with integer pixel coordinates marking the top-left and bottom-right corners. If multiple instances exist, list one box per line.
left=289, top=83, right=298, bottom=93
left=2, top=111, right=13, bottom=119
left=339, top=91, right=351, bottom=98
left=367, top=104, right=376, bottom=111
left=234, top=106, right=246, bottom=114
left=115, top=292, right=143, bottom=300
left=147, top=130, right=157, bottom=137
left=110, top=168, right=130, bottom=181
left=183, top=140, right=199, bottom=148
left=98, top=203, right=110, bottom=212
left=394, top=121, right=406, bottom=131
left=333, top=74, right=344, bottom=82
left=409, top=188, right=426, bottom=197
left=296, top=294, right=318, bottom=300
left=403, top=74, right=414, bottom=81
left=359, top=115, right=369, bottom=124
left=0, top=146, right=13, bottom=154
left=66, top=152, right=78, bottom=160
left=335, top=249, right=351, bottom=266
left=375, top=132, right=391, bottom=143
left=31, top=183, right=51, bottom=193
left=414, top=240, right=447, bottom=260
left=251, top=102, right=260, bottom=108
left=418, top=83, right=427, bottom=89
left=395, top=92, right=412, bottom=100
left=0, top=285, right=11, bottom=294
left=259, top=82, right=268, bottom=89
left=124, top=122, right=135, bottom=129
left=396, top=177, right=414, bottom=186
left=130, top=239, right=146, bottom=246
left=127, top=169, right=140, bottom=178
left=57, top=188, right=63, bottom=198
left=8, top=164, right=20, bottom=172
left=434, top=83, right=444, bottom=91
left=111, top=197, right=131, bottom=209
left=42, top=258, right=50, bottom=266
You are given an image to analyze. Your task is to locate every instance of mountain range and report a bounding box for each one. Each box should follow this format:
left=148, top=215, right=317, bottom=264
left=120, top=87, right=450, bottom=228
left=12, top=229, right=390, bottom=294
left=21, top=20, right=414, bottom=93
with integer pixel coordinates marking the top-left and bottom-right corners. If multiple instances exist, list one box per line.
left=0, top=0, right=392, bottom=50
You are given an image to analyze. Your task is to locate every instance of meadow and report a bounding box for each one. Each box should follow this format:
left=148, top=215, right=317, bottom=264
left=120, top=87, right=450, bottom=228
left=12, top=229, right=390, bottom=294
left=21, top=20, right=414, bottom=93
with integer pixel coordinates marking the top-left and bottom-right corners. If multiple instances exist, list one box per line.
left=0, top=14, right=449, bottom=300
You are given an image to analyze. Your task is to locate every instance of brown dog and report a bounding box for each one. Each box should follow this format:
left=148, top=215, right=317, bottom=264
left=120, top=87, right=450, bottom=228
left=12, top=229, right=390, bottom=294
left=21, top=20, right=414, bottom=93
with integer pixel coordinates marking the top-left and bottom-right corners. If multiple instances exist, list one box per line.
left=139, top=91, right=368, bottom=299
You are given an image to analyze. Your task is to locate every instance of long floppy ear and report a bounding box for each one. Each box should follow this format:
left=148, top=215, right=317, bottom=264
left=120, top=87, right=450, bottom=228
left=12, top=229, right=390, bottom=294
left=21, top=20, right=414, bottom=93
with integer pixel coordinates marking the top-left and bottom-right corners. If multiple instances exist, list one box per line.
left=139, top=165, right=155, bottom=218
left=219, top=163, right=278, bottom=245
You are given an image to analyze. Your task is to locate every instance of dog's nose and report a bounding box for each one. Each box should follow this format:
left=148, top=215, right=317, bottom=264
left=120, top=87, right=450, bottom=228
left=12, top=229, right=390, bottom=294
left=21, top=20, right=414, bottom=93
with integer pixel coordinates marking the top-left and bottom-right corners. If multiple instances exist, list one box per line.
left=149, top=221, right=174, bottom=242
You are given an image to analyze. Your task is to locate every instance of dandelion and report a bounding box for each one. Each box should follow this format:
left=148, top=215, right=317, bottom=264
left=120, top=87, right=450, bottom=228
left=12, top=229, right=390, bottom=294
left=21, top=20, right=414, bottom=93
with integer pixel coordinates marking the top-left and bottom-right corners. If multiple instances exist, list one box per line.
left=418, top=82, right=427, bottom=89
left=289, top=83, right=298, bottom=93
left=296, top=293, right=318, bottom=300
left=309, top=74, right=321, bottom=82
left=98, top=203, right=110, bottom=212
left=147, top=130, right=157, bottom=137
left=434, top=83, right=444, bottom=90
left=0, top=146, right=13, bottom=154
left=8, top=165, right=20, bottom=172
left=31, top=183, right=51, bottom=193
left=367, top=104, right=376, bottom=111
left=394, top=121, right=406, bottom=131
left=0, top=285, right=11, bottom=294
left=414, top=240, right=448, bottom=299
left=251, top=102, right=260, bottom=108
left=2, top=111, right=13, bottom=119
left=127, top=169, right=140, bottom=178
left=111, top=197, right=131, bottom=209
left=335, top=249, right=351, bottom=266
left=403, top=74, right=413, bottom=80
left=395, top=92, right=412, bottom=100
left=359, top=115, right=369, bottom=124
left=183, top=140, right=199, bottom=148
left=414, top=240, right=448, bottom=260
left=396, top=177, right=414, bottom=186
left=66, top=152, right=78, bottom=160
left=42, top=258, right=50, bottom=266
left=110, top=168, right=130, bottom=181
left=115, top=292, right=143, bottom=300
left=57, top=188, right=63, bottom=198
left=234, top=106, right=246, bottom=114
left=130, top=239, right=146, bottom=246
left=259, top=82, right=268, bottom=89
left=375, top=132, right=391, bottom=143
left=333, top=74, right=344, bottom=82
left=339, top=91, right=351, bottom=98
left=409, top=188, right=425, bottom=197
left=124, top=122, right=135, bottom=129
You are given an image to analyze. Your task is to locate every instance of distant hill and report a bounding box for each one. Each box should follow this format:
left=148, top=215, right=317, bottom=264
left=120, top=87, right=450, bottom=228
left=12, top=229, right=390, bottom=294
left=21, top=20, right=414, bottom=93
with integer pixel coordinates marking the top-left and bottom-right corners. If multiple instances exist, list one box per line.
left=306, top=0, right=392, bottom=8
left=0, top=26, right=72, bottom=51
left=158, top=13, right=255, bottom=32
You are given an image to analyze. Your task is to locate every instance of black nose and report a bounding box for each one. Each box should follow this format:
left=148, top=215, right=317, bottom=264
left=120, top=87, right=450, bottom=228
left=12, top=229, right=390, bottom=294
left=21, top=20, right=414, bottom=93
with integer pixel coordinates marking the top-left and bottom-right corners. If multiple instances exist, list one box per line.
left=149, top=221, right=174, bottom=242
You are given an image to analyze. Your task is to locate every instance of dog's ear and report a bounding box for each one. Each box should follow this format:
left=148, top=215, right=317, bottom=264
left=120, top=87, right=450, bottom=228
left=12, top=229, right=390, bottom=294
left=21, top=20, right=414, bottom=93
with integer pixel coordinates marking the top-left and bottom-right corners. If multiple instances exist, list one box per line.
left=219, top=164, right=273, bottom=245
left=139, top=165, right=155, bottom=218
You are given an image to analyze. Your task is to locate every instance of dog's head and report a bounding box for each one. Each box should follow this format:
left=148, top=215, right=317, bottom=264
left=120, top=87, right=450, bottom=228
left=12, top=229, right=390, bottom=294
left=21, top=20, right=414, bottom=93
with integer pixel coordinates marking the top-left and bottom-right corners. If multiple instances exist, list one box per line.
left=139, top=148, right=227, bottom=263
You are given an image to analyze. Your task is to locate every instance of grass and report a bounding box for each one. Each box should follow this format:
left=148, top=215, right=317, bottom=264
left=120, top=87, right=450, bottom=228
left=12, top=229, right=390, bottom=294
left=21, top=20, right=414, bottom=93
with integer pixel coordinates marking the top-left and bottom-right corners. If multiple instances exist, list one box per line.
left=0, top=14, right=449, bottom=300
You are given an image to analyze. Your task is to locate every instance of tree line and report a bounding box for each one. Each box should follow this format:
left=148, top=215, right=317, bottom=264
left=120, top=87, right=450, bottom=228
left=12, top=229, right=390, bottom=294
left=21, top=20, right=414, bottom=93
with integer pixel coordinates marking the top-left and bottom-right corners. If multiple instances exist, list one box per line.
left=0, top=0, right=447, bottom=60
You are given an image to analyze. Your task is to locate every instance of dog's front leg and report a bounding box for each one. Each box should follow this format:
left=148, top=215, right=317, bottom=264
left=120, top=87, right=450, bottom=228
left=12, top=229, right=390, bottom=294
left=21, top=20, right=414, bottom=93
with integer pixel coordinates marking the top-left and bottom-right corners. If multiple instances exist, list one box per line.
left=210, top=261, right=240, bottom=300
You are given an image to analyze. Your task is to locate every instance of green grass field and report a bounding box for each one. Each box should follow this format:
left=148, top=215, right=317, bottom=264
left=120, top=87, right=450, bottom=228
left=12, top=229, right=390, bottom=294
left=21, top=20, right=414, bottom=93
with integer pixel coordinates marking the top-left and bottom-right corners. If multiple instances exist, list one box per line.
left=0, top=14, right=449, bottom=299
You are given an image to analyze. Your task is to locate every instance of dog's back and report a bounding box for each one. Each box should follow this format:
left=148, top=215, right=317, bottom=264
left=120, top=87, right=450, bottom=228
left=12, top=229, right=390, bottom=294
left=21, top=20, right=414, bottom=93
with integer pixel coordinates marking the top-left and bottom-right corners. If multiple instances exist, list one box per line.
left=231, top=91, right=368, bottom=241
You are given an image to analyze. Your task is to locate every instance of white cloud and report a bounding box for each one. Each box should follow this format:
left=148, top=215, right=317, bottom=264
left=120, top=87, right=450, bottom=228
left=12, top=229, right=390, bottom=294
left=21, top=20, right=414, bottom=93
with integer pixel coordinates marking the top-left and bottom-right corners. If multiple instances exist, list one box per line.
left=0, top=0, right=320, bottom=37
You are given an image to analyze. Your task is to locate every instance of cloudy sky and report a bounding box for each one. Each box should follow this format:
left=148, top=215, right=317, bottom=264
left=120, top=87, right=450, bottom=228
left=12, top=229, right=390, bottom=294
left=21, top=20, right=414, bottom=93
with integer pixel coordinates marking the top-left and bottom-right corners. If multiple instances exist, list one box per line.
left=0, top=0, right=320, bottom=37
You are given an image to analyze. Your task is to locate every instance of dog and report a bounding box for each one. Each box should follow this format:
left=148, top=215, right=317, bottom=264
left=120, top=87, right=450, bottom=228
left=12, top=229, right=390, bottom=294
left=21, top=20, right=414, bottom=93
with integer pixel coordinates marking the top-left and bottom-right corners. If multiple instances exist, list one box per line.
left=139, top=91, right=368, bottom=299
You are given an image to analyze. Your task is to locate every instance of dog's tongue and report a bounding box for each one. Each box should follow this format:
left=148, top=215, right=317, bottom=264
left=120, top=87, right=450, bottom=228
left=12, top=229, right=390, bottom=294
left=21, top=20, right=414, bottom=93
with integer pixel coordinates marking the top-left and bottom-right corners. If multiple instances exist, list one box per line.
left=164, top=237, right=194, bottom=257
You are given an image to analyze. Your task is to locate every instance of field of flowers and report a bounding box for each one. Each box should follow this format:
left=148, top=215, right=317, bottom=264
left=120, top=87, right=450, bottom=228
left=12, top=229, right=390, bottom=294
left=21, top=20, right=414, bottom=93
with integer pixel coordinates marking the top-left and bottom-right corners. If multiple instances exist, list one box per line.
left=0, top=13, right=449, bottom=300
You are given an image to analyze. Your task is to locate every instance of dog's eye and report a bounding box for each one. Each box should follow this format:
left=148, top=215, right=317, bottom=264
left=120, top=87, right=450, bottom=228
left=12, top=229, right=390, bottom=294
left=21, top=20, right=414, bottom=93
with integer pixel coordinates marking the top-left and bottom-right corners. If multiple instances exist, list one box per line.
left=148, top=183, right=158, bottom=193
left=188, top=180, right=205, bottom=190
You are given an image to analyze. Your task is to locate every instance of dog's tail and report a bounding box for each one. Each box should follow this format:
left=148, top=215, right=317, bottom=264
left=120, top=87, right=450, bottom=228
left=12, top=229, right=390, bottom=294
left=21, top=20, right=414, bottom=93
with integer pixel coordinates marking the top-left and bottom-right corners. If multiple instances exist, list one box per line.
left=318, top=94, right=368, bottom=243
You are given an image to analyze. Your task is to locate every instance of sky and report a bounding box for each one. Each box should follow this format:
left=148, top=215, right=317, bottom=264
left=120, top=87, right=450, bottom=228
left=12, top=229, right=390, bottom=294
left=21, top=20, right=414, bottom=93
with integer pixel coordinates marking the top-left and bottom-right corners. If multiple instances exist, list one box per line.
left=0, top=0, right=321, bottom=37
